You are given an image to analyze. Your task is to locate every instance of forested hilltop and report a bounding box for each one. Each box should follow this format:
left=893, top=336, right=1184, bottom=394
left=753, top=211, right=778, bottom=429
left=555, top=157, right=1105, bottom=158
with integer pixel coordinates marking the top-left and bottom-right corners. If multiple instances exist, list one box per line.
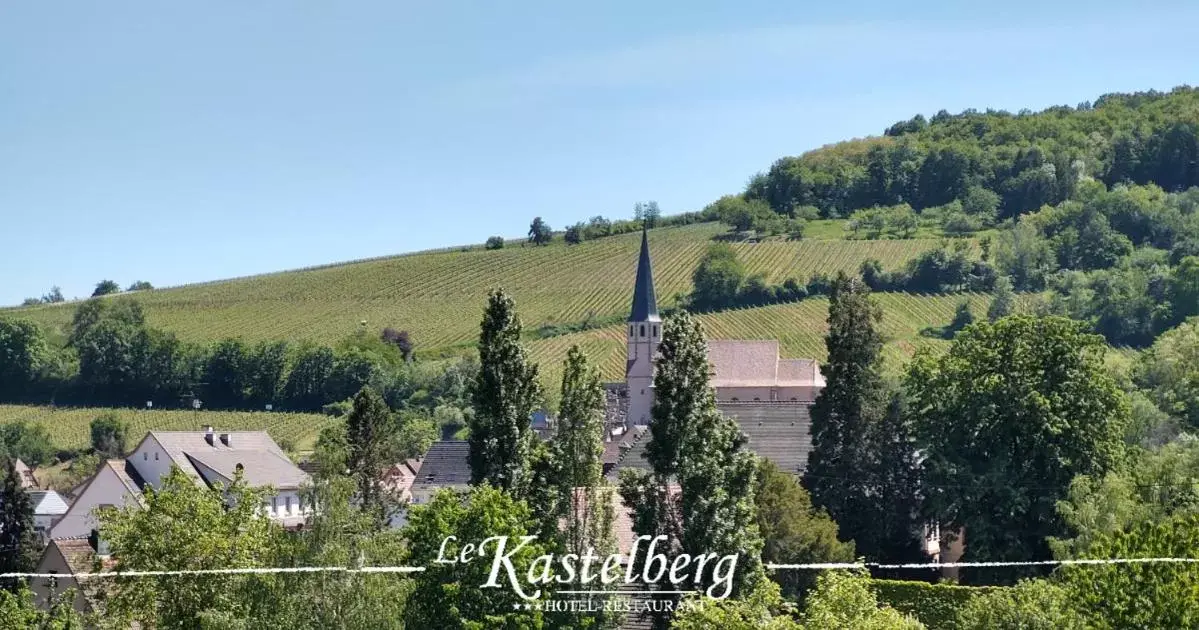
left=743, top=85, right=1199, bottom=220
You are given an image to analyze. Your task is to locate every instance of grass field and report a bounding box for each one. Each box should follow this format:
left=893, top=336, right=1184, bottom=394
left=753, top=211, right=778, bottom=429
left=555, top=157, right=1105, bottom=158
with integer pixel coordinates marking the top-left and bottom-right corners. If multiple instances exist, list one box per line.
left=7, top=223, right=966, bottom=353
left=0, top=405, right=336, bottom=453
left=528, top=292, right=1021, bottom=391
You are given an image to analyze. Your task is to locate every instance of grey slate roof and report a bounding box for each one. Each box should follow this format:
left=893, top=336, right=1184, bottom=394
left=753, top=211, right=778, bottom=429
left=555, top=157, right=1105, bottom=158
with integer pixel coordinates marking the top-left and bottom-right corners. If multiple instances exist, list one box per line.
left=606, top=402, right=813, bottom=477
left=717, top=402, right=813, bottom=475
left=411, top=441, right=472, bottom=489
left=628, top=229, right=659, bottom=322
left=28, top=490, right=69, bottom=516
left=185, top=450, right=309, bottom=490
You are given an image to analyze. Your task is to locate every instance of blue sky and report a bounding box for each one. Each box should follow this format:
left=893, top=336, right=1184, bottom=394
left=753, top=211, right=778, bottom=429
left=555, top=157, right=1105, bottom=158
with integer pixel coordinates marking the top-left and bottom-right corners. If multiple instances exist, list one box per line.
left=2, top=1, right=1198, bottom=305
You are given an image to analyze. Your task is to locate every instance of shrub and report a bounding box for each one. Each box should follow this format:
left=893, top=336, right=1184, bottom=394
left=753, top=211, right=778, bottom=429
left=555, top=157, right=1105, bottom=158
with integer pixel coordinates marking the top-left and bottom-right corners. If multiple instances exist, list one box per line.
left=484, top=236, right=504, bottom=250
left=870, top=579, right=1003, bottom=630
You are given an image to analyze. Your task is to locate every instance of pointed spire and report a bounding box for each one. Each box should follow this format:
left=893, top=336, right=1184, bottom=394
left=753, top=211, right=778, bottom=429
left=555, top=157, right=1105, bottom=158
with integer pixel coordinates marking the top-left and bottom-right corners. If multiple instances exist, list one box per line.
left=629, top=227, right=659, bottom=322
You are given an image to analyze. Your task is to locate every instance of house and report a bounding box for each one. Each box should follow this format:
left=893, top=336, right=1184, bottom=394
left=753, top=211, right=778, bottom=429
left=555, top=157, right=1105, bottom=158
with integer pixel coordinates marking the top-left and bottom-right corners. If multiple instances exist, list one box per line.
left=128, top=428, right=311, bottom=528
left=27, top=490, right=70, bottom=541
left=51, top=460, right=146, bottom=540
left=14, top=458, right=39, bottom=489
left=30, top=534, right=115, bottom=618
left=708, top=340, right=825, bottom=403
left=408, top=441, right=471, bottom=506
left=53, top=428, right=311, bottom=541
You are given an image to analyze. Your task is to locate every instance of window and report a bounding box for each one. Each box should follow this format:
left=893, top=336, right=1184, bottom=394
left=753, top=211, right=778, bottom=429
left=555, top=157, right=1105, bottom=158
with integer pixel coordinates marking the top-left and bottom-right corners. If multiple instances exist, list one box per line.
left=640, top=324, right=645, bottom=336
left=629, top=325, right=634, bottom=336
left=731, top=397, right=739, bottom=402
left=143, top=452, right=148, bottom=461
left=286, top=496, right=293, bottom=514
left=790, top=397, right=798, bottom=401
left=272, top=497, right=278, bottom=513
left=653, top=325, right=658, bottom=337
left=154, top=452, right=159, bottom=461
left=753, top=397, right=760, bottom=401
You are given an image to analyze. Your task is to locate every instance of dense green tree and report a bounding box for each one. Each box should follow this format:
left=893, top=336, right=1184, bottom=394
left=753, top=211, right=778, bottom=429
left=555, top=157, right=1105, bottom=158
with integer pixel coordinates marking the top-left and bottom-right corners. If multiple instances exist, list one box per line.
left=0, top=319, right=47, bottom=400
left=403, top=486, right=549, bottom=629
left=485, top=235, right=504, bottom=250
left=469, top=289, right=542, bottom=497
left=246, top=340, right=289, bottom=406
left=991, top=218, right=1057, bottom=291
left=0, top=586, right=86, bottom=629
left=0, top=421, right=55, bottom=467
left=800, top=570, right=924, bottom=629
left=98, top=466, right=277, bottom=627
left=203, top=338, right=252, bottom=408
left=754, top=459, right=854, bottom=601
left=346, top=387, right=400, bottom=527
left=528, top=216, right=553, bottom=246
left=272, top=474, right=411, bottom=629
left=90, top=411, right=129, bottom=458
left=955, top=579, right=1085, bottom=630
left=1171, top=256, right=1199, bottom=321
left=987, top=275, right=1016, bottom=321
left=126, top=281, right=153, bottom=291
left=1057, top=513, right=1199, bottom=629
left=41, top=286, right=64, bottom=304
left=91, top=280, right=120, bottom=297
left=283, top=345, right=336, bottom=410
left=564, top=222, right=584, bottom=244
left=690, top=243, right=745, bottom=311
left=802, top=273, right=888, bottom=561
left=908, top=316, right=1130, bottom=584
left=672, top=579, right=802, bottom=630
left=0, top=458, right=37, bottom=591
left=619, top=312, right=763, bottom=628
left=1135, top=317, right=1199, bottom=430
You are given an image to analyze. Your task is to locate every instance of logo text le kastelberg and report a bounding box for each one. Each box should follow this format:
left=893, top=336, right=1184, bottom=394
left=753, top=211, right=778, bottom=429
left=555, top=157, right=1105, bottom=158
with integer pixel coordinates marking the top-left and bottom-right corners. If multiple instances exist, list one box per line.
left=435, top=535, right=738, bottom=600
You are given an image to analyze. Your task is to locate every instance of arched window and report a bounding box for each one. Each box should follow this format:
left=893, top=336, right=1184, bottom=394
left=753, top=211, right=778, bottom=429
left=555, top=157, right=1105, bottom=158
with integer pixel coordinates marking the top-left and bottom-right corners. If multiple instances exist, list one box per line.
left=629, top=325, right=634, bottom=336
left=640, top=324, right=646, bottom=337
left=653, top=325, right=658, bottom=337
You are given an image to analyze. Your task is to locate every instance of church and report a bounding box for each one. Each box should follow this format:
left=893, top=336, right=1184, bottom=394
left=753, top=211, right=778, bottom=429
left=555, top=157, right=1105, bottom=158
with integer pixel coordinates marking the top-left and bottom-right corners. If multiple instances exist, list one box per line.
left=603, top=230, right=825, bottom=478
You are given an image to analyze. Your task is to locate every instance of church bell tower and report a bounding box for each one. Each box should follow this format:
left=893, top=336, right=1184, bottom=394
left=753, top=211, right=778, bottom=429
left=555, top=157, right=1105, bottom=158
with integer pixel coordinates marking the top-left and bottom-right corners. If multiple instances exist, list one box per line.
left=626, top=228, right=660, bottom=426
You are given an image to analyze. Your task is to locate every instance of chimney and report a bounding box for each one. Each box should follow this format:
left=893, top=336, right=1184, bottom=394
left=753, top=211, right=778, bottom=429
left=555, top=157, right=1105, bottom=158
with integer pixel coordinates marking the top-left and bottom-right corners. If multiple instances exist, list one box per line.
left=204, top=426, right=214, bottom=446
left=220, top=433, right=231, bottom=447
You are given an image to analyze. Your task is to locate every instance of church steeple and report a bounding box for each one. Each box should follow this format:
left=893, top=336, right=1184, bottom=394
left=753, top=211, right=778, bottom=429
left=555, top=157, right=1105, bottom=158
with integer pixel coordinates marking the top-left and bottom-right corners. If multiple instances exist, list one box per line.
left=629, top=228, right=660, bottom=322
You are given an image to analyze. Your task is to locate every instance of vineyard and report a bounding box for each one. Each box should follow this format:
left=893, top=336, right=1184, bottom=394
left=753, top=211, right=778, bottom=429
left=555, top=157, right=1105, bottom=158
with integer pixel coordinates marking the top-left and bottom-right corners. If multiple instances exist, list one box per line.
left=0, top=405, right=336, bottom=453
left=528, top=292, right=1022, bottom=391
left=8, top=223, right=962, bottom=353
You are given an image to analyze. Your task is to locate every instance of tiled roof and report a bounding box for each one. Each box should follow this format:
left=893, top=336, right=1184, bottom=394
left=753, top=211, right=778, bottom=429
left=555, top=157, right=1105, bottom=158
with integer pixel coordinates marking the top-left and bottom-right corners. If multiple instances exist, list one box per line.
left=605, top=426, right=652, bottom=479
left=109, top=459, right=147, bottom=505
left=411, top=441, right=471, bottom=489
left=607, top=403, right=813, bottom=477
left=28, top=490, right=70, bottom=516
left=717, top=402, right=813, bottom=475
left=53, top=537, right=100, bottom=575
left=708, top=340, right=823, bottom=388
left=185, top=450, right=309, bottom=490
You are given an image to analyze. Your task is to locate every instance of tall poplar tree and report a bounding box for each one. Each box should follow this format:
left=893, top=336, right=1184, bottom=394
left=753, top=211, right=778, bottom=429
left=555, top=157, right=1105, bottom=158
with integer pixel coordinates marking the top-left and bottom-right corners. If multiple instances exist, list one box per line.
left=346, top=386, right=398, bottom=528
left=802, top=272, right=890, bottom=559
left=619, top=312, right=762, bottom=628
left=470, top=289, right=543, bottom=497
left=553, top=345, right=615, bottom=554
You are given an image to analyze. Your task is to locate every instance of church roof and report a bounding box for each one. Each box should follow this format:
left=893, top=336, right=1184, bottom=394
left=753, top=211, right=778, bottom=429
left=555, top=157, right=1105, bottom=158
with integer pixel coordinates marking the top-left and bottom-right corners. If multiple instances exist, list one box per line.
left=708, top=340, right=824, bottom=388
left=628, top=229, right=659, bottom=322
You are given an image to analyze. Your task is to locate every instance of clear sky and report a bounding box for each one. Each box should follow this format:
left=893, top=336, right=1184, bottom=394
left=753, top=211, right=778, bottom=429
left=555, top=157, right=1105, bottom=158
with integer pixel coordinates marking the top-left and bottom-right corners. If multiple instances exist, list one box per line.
left=2, top=1, right=1198, bottom=305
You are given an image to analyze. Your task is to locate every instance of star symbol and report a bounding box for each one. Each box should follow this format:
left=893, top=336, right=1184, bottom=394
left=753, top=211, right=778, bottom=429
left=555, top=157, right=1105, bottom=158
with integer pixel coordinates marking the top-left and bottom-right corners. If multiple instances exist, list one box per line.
left=511, top=603, right=521, bottom=610
left=523, top=603, right=532, bottom=611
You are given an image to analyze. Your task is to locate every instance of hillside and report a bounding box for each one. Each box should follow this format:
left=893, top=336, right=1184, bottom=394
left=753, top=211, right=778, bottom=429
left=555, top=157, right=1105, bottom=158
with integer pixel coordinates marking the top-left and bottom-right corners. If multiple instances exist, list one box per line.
left=0, top=405, right=334, bottom=453
left=10, top=222, right=966, bottom=362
